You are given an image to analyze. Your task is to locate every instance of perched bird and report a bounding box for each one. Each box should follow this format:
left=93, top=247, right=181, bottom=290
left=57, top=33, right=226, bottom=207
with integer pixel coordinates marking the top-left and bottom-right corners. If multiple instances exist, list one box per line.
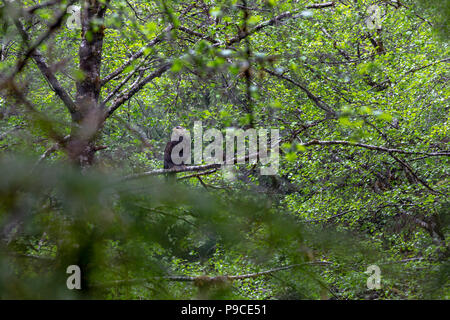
left=164, top=126, right=187, bottom=181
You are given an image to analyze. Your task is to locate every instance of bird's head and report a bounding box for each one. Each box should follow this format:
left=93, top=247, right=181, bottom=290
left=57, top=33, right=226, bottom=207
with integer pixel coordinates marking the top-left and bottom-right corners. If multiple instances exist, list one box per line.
left=173, top=125, right=185, bottom=134
left=171, top=125, right=187, bottom=141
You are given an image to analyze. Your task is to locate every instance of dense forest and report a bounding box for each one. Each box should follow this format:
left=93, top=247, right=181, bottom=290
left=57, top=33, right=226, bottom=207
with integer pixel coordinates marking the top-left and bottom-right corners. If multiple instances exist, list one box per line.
left=0, top=0, right=448, bottom=300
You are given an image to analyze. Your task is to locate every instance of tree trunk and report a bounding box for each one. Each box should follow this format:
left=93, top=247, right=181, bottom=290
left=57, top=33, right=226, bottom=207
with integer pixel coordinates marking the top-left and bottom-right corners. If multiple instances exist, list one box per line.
left=68, top=0, right=108, bottom=166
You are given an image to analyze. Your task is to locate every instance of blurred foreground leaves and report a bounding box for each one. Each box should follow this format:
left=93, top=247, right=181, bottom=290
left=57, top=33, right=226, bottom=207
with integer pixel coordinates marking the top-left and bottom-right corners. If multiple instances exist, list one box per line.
left=1, top=156, right=447, bottom=299
left=0, top=156, right=327, bottom=299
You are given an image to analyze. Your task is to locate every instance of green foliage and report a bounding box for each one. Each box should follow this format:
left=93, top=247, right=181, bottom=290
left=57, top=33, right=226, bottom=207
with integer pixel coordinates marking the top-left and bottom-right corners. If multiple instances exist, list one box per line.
left=0, top=157, right=331, bottom=299
left=0, top=0, right=448, bottom=300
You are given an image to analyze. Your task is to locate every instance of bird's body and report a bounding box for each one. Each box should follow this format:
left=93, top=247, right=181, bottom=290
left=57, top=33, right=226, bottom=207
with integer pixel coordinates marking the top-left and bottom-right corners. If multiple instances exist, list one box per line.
left=164, top=137, right=184, bottom=169
left=164, top=126, right=187, bottom=181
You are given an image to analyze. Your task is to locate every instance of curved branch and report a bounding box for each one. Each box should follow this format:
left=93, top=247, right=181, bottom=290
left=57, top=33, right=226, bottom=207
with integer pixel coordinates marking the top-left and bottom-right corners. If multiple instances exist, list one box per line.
left=263, top=68, right=337, bottom=117
left=178, top=169, right=219, bottom=180
left=100, top=25, right=173, bottom=86
left=303, top=139, right=450, bottom=157
left=389, top=153, right=443, bottom=195
left=122, top=163, right=222, bottom=181
left=105, top=63, right=172, bottom=119
left=14, top=21, right=77, bottom=116
left=220, top=4, right=334, bottom=47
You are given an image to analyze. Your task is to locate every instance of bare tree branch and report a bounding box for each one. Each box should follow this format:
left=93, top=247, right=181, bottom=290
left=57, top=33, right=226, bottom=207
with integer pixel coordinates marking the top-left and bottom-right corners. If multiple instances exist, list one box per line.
left=7, top=0, right=76, bottom=79
left=263, top=68, right=337, bottom=117
left=178, top=169, right=219, bottom=180
left=13, top=20, right=77, bottom=116
left=34, top=135, right=70, bottom=167
left=306, top=2, right=335, bottom=9
left=101, top=57, right=152, bottom=106
left=100, top=25, right=173, bottom=86
left=122, top=162, right=222, bottom=181
left=24, top=0, right=60, bottom=14
left=105, top=62, right=172, bottom=119
left=389, top=153, right=443, bottom=195
left=178, top=26, right=217, bottom=43
left=112, top=115, right=153, bottom=150
left=302, top=139, right=450, bottom=157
